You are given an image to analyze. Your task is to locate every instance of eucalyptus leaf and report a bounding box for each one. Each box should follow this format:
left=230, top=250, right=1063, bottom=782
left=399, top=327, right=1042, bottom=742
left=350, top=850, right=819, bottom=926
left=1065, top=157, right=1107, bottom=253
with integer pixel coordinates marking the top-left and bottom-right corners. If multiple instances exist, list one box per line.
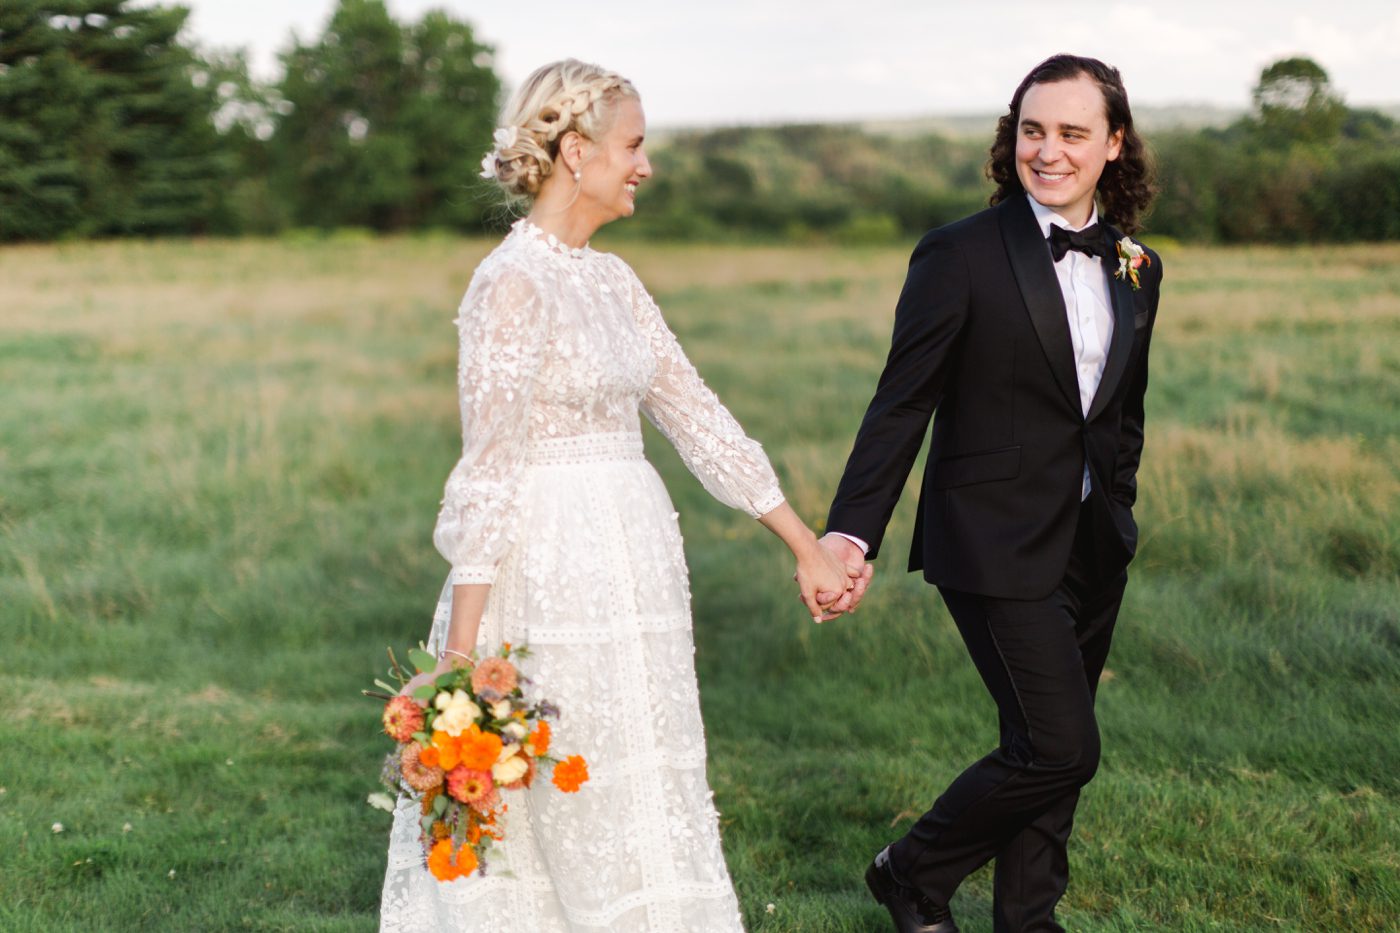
left=413, top=684, right=437, bottom=702
left=408, top=648, right=436, bottom=673
left=433, top=793, right=448, bottom=816
left=374, top=678, right=399, bottom=695
left=420, top=813, right=436, bottom=836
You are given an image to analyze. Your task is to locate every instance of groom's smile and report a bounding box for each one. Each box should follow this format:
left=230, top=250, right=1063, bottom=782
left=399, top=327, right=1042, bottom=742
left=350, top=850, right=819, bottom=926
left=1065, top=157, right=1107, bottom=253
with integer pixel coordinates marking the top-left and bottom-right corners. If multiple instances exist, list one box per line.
left=1014, top=74, right=1123, bottom=227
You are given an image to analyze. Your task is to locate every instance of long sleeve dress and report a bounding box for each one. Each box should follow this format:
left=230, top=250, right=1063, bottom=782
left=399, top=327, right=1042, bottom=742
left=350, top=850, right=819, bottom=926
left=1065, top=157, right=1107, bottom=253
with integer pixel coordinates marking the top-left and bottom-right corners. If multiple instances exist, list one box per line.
left=379, top=220, right=785, bottom=933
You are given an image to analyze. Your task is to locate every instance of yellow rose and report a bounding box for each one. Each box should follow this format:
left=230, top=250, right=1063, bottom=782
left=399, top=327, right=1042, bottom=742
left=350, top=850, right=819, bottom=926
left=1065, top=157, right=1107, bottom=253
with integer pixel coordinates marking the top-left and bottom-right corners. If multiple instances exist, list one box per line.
left=433, top=689, right=482, bottom=736
left=492, top=751, right=529, bottom=786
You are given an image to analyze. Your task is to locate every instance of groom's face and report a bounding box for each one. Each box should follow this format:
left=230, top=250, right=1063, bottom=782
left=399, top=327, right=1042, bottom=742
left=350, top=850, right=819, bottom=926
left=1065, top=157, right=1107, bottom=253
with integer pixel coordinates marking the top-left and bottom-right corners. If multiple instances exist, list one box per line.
left=1014, top=75, right=1124, bottom=226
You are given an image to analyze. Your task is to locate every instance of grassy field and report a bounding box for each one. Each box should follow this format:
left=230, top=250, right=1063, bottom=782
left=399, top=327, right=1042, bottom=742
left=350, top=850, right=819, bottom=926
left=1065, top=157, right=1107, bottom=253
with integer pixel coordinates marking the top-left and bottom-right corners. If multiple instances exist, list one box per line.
left=1, top=231, right=1397, bottom=931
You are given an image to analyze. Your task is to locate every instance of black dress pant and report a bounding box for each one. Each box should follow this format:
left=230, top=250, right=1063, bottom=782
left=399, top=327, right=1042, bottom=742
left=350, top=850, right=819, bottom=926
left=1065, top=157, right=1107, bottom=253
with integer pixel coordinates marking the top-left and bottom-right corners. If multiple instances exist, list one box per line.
left=890, top=503, right=1128, bottom=933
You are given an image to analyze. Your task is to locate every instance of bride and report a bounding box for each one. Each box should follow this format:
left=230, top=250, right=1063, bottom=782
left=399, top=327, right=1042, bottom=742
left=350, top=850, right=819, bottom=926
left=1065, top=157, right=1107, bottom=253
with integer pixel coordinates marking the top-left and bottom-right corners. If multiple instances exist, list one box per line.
left=379, top=59, right=860, bottom=932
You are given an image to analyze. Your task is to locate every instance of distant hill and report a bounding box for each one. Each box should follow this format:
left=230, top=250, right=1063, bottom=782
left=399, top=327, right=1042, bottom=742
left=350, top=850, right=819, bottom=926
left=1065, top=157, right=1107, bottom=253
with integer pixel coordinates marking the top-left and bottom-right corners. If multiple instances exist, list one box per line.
left=653, top=103, right=1400, bottom=143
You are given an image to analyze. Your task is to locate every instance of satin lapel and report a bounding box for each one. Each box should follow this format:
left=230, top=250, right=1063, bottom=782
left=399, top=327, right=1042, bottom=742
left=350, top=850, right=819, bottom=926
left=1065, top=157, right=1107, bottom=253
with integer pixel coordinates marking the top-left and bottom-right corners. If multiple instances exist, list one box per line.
left=1087, top=224, right=1137, bottom=422
left=998, top=197, right=1080, bottom=413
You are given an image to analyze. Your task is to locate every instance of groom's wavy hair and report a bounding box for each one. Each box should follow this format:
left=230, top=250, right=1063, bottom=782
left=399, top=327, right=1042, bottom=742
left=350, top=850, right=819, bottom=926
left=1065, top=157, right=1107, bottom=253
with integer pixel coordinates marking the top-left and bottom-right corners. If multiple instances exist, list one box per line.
left=987, top=55, right=1157, bottom=235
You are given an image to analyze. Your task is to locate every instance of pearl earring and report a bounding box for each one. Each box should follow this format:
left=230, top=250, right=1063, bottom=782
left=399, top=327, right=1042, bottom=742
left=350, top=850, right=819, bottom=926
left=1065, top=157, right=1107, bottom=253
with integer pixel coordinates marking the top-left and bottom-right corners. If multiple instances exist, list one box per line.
left=573, top=169, right=582, bottom=181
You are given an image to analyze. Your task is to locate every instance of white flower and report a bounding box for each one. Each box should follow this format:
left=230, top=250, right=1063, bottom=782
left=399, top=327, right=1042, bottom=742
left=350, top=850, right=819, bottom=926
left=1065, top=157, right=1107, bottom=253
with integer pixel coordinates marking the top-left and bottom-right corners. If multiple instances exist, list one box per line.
left=502, top=721, right=528, bottom=742
left=122, top=822, right=133, bottom=833
left=490, top=699, right=513, bottom=720
left=492, top=745, right=529, bottom=785
left=366, top=792, right=397, bottom=813
left=1117, top=236, right=1144, bottom=260
left=479, top=152, right=497, bottom=179
left=492, top=126, right=518, bottom=150
left=766, top=903, right=776, bottom=914
left=1116, top=257, right=1129, bottom=278
left=434, top=689, right=482, bottom=736
left=51, top=822, right=64, bottom=834
left=168, top=869, right=176, bottom=879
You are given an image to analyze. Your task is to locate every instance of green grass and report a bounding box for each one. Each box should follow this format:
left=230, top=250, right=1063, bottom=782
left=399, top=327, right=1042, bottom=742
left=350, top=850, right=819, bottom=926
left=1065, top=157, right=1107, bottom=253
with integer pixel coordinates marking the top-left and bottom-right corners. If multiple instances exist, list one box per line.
left=1, top=234, right=1397, bottom=931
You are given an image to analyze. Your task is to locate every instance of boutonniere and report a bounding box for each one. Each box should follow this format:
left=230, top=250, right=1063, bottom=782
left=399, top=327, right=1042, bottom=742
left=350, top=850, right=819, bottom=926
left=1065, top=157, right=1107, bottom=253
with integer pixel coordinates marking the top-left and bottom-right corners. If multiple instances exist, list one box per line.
left=1114, top=237, right=1151, bottom=291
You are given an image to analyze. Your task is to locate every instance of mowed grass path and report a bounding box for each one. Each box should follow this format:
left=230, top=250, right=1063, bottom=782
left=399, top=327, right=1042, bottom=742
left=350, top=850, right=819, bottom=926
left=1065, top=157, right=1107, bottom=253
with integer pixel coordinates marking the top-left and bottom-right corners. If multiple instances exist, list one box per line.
left=1, top=233, right=1397, bottom=931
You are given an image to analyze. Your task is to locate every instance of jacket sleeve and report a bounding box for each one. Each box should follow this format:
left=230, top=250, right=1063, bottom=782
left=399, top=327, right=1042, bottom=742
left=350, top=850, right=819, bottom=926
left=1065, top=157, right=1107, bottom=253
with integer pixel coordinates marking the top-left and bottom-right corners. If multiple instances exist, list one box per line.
left=826, top=231, right=971, bottom=558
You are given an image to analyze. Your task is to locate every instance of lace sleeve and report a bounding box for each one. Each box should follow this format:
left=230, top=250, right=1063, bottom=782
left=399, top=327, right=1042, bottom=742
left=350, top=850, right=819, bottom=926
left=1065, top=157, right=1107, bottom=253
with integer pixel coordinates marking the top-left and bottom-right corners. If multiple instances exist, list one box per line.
left=432, top=263, right=550, bottom=584
left=620, top=261, right=784, bottom=518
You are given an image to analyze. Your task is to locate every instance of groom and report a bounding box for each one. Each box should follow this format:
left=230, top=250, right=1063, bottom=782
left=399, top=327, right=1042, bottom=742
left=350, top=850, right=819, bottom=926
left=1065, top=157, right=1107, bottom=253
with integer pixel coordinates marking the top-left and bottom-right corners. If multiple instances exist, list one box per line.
left=816, top=55, right=1162, bottom=933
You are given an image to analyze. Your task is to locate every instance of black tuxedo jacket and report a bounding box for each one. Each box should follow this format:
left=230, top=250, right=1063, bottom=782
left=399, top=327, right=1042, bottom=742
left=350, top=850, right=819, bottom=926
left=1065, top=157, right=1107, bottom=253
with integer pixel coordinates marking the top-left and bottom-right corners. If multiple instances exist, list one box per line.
left=827, top=195, right=1163, bottom=600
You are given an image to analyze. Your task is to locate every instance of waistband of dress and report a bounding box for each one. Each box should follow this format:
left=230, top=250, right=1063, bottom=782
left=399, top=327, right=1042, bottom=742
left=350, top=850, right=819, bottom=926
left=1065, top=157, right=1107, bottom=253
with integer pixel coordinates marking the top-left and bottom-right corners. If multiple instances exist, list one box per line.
left=524, top=432, right=645, bottom=465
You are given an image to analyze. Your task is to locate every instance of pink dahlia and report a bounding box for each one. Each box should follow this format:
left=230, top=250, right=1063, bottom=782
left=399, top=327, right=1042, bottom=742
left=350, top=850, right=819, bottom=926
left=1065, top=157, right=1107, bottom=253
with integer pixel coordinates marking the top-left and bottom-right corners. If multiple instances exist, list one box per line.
left=400, top=742, right=444, bottom=792
left=382, top=695, right=425, bottom=743
left=469, top=786, right=503, bottom=817
left=446, top=766, right=494, bottom=805
left=470, top=657, right=518, bottom=699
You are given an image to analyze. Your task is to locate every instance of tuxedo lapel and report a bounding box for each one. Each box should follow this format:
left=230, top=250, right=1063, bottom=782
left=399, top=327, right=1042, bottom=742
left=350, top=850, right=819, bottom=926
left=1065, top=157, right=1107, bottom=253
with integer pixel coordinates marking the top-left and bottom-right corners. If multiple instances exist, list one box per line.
left=998, top=197, right=1080, bottom=414
left=1086, top=224, right=1137, bottom=422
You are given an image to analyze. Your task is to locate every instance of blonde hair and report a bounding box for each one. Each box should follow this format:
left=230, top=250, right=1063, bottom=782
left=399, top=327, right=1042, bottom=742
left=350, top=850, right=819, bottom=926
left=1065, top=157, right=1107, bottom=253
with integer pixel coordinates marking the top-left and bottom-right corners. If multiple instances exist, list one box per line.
left=487, top=59, right=639, bottom=204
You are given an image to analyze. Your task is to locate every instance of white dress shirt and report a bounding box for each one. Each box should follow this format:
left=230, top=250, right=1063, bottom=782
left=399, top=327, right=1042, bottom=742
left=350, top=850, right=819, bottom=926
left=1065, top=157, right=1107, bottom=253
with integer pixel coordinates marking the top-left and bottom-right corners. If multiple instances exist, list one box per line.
left=1028, top=195, right=1115, bottom=500
left=831, top=195, right=1114, bottom=556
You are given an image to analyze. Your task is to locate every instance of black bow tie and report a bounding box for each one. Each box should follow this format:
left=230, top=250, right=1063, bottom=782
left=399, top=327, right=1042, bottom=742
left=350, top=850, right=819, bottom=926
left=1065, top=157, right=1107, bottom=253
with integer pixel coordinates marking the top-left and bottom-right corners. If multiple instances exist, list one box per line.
left=1048, top=223, right=1107, bottom=262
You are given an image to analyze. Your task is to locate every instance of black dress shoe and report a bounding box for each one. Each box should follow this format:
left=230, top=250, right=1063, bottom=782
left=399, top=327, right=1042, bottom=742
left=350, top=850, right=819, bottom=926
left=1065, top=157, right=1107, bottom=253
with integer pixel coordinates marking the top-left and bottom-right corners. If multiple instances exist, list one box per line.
left=865, top=845, right=960, bottom=933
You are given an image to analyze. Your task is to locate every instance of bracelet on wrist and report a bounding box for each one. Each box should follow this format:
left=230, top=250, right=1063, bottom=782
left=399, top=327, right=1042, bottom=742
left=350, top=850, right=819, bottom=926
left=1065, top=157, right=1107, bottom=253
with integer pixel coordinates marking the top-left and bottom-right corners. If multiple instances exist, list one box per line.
left=438, top=648, right=473, bottom=664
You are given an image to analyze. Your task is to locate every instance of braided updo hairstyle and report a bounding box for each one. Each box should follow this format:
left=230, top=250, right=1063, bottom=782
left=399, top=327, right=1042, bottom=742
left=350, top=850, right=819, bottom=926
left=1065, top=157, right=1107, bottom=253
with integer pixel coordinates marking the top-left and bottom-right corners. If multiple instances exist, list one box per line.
left=485, top=59, right=639, bottom=204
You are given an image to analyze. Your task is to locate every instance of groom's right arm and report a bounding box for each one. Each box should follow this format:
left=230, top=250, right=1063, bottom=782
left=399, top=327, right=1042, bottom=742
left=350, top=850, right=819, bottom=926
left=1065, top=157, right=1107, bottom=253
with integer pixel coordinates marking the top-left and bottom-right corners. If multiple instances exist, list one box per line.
left=826, top=230, right=971, bottom=560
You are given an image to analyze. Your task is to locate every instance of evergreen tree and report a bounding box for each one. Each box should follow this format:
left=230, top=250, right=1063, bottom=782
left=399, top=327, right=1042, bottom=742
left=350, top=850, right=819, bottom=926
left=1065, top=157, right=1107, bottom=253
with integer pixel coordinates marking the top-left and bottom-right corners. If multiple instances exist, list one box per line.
left=269, top=0, right=500, bottom=231
left=0, top=0, right=232, bottom=240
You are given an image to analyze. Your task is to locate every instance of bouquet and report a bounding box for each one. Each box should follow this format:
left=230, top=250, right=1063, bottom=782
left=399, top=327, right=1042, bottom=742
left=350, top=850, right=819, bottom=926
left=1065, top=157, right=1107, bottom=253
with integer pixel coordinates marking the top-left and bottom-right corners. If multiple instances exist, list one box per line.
left=366, top=643, right=589, bottom=881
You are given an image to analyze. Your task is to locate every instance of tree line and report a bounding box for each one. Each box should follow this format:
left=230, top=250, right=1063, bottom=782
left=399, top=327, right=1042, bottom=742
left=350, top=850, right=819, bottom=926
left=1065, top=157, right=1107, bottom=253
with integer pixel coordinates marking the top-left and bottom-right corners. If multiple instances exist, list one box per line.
left=2, top=1, right=1396, bottom=243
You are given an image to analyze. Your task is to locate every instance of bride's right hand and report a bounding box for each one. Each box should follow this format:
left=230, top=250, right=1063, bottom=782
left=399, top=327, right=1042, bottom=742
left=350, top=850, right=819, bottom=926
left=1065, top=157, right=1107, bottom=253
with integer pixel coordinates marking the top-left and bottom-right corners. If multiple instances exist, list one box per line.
left=399, top=659, right=457, bottom=698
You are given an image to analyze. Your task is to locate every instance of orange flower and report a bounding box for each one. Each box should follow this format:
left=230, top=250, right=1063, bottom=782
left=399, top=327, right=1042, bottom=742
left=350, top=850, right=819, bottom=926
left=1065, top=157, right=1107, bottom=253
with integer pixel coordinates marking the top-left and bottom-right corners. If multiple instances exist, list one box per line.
left=382, top=695, right=425, bottom=742
left=552, top=755, right=589, bottom=793
left=431, top=731, right=463, bottom=771
left=418, top=745, right=441, bottom=769
left=400, top=742, right=445, bottom=793
left=471, top=657, right=518, bottom=698
left=426, top=839, right=477, bottom=881
left=456, top=724, right=503, bottom=771
left=526, top=720, right=551, bottom=757
left=420, top=786, right=441, bottom=816
left=446, top=767, right=494, bottom=805
left=454, top=845, right=479, bottom=876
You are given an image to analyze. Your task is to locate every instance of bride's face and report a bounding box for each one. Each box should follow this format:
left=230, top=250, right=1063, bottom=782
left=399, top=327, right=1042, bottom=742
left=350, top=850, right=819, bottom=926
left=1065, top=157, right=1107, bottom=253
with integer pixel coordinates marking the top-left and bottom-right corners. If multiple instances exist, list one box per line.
left=578, top=98, right=651, bottom=223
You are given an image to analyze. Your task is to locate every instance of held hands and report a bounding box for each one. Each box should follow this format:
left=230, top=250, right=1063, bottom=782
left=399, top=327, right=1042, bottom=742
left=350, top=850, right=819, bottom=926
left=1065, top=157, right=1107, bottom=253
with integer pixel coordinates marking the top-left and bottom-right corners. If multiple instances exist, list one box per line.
left=792, top=539, right=858, bottom=623
left=808, top=533, right=873, bottom=622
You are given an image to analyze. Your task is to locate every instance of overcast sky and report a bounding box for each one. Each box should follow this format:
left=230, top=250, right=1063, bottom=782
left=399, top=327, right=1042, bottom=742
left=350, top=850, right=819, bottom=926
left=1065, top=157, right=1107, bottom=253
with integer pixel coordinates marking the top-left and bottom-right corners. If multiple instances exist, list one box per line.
left=174, top=0, right=1400, bottom=126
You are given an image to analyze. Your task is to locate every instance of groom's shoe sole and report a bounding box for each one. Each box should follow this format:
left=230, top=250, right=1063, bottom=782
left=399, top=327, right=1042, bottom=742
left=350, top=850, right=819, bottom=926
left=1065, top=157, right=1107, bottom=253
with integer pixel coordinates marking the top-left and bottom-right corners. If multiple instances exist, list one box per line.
left=865, top=855, right=960, bottom=933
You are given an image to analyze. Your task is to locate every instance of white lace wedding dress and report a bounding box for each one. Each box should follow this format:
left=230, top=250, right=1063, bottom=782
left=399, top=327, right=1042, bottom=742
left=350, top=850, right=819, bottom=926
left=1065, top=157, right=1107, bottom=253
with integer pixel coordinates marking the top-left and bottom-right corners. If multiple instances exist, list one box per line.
left=379, top=220, right=783, bottom=932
